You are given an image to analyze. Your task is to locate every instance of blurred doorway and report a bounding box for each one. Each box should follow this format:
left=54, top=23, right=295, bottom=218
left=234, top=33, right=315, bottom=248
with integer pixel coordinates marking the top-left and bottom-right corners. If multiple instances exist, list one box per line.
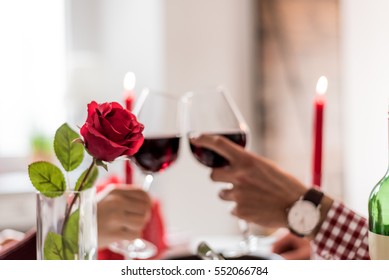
left=256, top=0, right=342, bottom=198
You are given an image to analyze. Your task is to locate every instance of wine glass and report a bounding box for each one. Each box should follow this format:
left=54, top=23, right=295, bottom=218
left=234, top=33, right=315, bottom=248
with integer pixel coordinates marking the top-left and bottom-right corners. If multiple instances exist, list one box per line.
left=109, top=88, right=181, bottom=259
left=184, top=86, right=255, bottom=256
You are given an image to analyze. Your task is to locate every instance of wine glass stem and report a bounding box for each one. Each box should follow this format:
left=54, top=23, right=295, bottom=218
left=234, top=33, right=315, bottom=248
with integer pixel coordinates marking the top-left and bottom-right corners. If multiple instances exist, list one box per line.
left=239, top=219, right=254, bottom=253
left=143, top=174, right=154, bottom=192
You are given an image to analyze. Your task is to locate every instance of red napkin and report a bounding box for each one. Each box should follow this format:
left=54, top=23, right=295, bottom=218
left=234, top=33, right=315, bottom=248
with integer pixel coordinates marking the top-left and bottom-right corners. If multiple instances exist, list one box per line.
left=141, top=198, right=168, bottom=258
left=96, top=174, right=122, bottom=193
left=98, top=247, right=124, bottom=260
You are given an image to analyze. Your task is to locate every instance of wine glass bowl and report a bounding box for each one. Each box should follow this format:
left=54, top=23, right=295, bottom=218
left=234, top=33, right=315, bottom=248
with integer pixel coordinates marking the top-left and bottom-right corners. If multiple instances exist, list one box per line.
left=185, top=86, right=249, bottom=166
left=184, top=86, right=254, bottom=256
left=109, top=88, right=182, bottom=259
left=132, top=88, right=182, bottom=175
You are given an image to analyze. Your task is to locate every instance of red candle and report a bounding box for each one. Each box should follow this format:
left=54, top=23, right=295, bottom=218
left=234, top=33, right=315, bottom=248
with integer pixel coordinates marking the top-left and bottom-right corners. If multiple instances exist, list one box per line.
left=124, top=72, right=136, bottom=110
left=123, top=72, right=136, bottom=184
left=312, top=76, right=327, bottom=188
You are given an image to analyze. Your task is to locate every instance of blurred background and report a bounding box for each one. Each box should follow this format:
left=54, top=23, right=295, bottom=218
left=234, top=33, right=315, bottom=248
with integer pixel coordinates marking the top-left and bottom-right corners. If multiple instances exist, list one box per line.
left=0, top=0, right=388, bottom=245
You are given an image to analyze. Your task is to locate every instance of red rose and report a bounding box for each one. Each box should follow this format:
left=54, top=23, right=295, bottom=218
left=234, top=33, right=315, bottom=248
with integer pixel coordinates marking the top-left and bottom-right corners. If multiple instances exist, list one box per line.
left=80, top=101, right=144, bottom=162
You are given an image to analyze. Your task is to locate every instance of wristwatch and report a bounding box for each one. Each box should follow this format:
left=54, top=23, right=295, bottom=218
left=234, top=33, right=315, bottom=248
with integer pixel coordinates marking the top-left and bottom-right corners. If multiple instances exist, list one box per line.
left=287, top=188, right=324, bottom=237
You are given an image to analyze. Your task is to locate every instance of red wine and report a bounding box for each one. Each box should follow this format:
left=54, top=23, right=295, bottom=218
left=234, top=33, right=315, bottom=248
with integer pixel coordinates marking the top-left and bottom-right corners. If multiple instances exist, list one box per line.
left=133, top=136, right=180, bottom=173
left=189, top=132, right=246, bottom=168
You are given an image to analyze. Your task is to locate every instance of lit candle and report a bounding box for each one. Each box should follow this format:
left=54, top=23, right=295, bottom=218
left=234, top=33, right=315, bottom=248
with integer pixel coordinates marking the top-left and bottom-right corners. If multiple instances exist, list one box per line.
left=312, top=76, right=327, bottom=188
left=123, top=72, right=136, bottom=184
left=123, top=72, right=136, bottom=110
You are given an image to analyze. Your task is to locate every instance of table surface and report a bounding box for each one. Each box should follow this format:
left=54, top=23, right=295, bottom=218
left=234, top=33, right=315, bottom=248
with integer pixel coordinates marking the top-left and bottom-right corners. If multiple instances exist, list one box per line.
left=162, top=233, right=282, bottom=260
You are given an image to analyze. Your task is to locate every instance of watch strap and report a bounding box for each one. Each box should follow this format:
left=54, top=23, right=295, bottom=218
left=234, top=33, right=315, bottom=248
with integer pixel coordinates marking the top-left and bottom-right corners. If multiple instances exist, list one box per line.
left=303, top=188, right=324, bottom=207
left=289, top=225, right=305, bottom=238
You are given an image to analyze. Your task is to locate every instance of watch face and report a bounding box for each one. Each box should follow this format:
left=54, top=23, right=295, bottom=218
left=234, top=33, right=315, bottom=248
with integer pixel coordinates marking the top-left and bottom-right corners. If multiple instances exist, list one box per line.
left=287, top=200, right=320, bottom=236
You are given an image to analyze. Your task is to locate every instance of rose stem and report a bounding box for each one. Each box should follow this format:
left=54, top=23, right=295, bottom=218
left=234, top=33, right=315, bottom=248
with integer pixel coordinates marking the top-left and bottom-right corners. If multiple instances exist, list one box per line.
left=61, top=159, right=96, bottom=235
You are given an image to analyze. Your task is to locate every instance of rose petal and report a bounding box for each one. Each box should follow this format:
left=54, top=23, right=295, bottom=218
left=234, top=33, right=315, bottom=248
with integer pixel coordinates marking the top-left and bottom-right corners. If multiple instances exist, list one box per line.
left=110, top=102, right=124, bottom=110
left=128, top=123, right=144, bottom=135
left=86, top=101, right=99, bottom=124
left=119, top=138, right=144, bottom=151
left=81, top=125, right=128, bottom=162
left=98, top=103, right=113, bottom=118
left=118, top=130, right=144, bottom=143
left=107, top=109, right=135, bottom=133
left=122, top=137, right=144, bottom=157
left=92, top=112, right=103, bottom=131
left=98, top=116, right=125, bottom=142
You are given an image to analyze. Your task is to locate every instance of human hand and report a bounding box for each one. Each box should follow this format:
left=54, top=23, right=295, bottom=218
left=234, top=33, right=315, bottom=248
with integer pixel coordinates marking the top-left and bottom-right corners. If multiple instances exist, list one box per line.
left=97, top=186, right=152, bottom=248
left=272, top=231, right=311, bottom=260
left=190, top=135, right=308, bottom=229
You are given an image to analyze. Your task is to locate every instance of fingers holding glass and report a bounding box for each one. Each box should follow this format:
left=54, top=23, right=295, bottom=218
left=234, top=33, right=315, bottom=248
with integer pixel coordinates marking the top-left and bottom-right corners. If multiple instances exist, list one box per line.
left=184, top=87, right=257, bottom=256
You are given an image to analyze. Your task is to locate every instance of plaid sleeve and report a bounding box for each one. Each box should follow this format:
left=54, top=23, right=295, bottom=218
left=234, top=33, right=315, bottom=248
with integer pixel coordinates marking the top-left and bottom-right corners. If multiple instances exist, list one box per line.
left=311, top=201, right=369, bottom=260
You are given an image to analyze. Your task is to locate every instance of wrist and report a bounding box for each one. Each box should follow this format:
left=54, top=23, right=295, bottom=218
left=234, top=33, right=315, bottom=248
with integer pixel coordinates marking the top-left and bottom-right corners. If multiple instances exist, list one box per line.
left=307, top=194, right=333, bottom=240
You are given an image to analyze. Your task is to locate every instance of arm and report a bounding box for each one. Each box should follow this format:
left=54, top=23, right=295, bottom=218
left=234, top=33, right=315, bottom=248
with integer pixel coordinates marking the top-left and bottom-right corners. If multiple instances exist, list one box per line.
left=273, top=201, right=370, bottom=260
left=312, top=201, right=369, bottom=259
left=191, top=135, right=369, bottom=260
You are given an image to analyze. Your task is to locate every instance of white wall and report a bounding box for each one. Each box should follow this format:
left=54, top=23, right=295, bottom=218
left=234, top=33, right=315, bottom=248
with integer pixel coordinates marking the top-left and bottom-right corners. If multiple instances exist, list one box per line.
left=66, top=0, right=166, bottom=125
left=341, top=0, right=389, bottom=216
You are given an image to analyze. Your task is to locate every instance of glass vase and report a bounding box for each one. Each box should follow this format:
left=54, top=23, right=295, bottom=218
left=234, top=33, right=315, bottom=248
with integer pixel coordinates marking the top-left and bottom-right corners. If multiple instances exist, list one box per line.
left=36, top=188, right=97, bottom=260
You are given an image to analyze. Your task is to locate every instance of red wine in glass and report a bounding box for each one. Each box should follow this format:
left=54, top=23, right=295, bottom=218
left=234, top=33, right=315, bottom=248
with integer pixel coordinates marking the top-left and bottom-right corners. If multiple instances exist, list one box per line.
left=133, top=135, right=181, bottom=173
left=189, top=132, right=246, bottom=168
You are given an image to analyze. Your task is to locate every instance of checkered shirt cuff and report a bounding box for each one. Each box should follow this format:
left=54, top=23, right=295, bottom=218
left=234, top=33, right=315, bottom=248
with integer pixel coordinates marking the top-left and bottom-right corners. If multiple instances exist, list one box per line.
left=311, top=201, right=369, bottom=260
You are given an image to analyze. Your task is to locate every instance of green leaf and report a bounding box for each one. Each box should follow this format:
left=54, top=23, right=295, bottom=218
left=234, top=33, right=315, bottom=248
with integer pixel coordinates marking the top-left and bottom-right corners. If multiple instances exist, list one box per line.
left=63, top=210, right=80, bottom=260
left=75, top=165, right=99, bottom=191
left=44, top=232, right=64, bottom=260
left=54, top=123, right=84, bottom=172
left=96, top=160, right=108, bottom=171
left=28, top=162, right=66, bottom=197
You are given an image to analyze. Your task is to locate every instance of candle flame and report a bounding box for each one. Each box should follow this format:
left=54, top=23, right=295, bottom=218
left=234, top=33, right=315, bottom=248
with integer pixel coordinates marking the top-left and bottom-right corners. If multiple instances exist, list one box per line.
left=123, top=72, right=136, bottom=90
left=316, top=76, right=328, bottom=95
